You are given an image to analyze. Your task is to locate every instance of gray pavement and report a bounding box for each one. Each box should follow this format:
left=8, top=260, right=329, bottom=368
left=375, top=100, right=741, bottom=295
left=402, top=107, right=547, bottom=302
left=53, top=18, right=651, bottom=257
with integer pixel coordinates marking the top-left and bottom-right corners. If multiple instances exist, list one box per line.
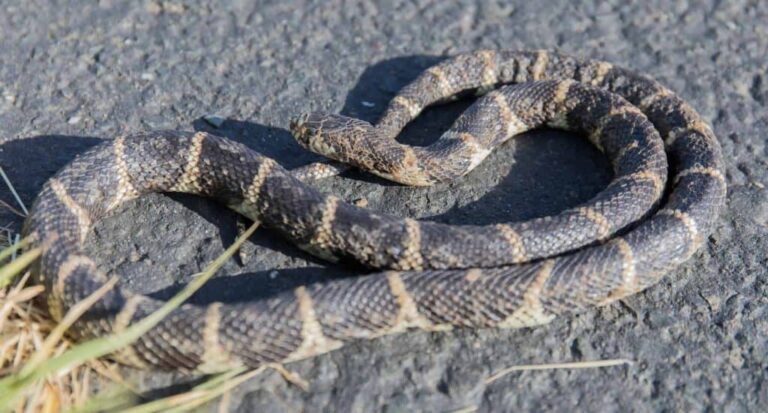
left=0, top=0, right=765, bottom=411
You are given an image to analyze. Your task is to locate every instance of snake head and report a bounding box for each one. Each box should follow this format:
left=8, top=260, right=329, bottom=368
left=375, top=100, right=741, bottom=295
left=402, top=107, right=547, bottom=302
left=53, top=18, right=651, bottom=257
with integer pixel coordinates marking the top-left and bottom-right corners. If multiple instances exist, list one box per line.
left=290, top=112, right=374, bottom=160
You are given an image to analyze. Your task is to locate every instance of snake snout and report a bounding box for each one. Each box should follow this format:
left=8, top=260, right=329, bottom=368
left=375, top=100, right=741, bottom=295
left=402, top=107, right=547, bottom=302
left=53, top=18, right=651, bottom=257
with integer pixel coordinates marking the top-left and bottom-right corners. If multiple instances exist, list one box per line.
left=289, top=112, right=321, bottom=147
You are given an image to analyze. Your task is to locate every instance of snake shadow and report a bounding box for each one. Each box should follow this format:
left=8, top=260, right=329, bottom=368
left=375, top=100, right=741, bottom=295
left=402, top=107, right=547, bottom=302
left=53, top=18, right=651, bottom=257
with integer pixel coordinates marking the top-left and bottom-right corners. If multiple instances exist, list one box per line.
left=335, top=54, right=613, bottom=223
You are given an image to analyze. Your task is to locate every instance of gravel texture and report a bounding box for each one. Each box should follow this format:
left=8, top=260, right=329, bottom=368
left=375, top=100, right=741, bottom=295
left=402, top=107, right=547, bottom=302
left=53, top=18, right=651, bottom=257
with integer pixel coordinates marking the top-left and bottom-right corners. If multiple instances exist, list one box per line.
left=1, top=1, right=766, bottom=411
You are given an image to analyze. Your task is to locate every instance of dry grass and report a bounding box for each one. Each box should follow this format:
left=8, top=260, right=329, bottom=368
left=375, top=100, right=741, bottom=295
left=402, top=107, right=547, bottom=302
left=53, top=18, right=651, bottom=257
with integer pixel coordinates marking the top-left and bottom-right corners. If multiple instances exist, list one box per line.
left=0, top=268, right=131, bottom=412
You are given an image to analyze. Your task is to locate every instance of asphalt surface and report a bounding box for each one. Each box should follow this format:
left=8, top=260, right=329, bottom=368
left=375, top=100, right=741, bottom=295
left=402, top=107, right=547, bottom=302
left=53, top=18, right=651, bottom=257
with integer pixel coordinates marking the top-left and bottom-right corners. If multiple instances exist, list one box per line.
left=0, top=1, right=766, bottom=411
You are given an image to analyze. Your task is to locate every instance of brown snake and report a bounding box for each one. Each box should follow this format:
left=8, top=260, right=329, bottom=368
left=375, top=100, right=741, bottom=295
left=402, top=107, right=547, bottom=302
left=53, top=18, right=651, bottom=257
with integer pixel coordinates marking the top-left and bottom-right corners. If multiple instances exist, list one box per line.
left=22, top=50, right=725, bottom=372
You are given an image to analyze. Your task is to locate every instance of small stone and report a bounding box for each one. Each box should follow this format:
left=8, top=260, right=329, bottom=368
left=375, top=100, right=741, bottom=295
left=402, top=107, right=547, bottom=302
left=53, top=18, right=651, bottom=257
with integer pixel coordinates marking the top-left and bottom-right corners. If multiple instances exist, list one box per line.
left=67, top=116, right=81, bottom=125
left=203, top=115, right=226, bottom=128
left=129, top=251, right=142, bottom=262
left=268, top=270, right=279, bottom=279
left=361, top=101, right=375, bottom=108
left=353, top=198, right=369, bottom=208
left=140, top=72, right=156, bottom=81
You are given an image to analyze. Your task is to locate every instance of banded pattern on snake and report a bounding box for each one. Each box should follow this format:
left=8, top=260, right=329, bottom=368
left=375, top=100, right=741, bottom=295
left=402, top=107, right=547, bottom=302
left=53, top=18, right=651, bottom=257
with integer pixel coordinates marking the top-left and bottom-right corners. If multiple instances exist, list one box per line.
left=22, top=50, right=725, bottom=372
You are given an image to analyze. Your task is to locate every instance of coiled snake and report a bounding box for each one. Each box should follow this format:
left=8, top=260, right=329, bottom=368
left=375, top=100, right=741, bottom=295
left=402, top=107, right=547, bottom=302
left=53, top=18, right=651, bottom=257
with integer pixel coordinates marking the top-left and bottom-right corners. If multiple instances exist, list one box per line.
left=23, top=50, right=725, bottom=372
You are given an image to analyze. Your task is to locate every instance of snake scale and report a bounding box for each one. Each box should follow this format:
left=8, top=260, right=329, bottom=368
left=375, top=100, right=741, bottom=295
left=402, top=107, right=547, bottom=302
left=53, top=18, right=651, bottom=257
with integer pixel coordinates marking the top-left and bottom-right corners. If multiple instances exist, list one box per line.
left=23, top=50, right=725, bottom=372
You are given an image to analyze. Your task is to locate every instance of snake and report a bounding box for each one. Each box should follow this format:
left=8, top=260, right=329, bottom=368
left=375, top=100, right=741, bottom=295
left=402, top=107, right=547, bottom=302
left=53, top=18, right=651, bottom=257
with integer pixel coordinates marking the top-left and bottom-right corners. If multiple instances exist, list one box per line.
left=22, top=50, right=726, bottom=372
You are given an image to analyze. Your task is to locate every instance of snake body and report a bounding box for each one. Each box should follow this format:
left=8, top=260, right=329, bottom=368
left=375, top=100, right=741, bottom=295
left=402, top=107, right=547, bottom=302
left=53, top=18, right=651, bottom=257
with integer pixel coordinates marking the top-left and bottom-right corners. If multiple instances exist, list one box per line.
left=23, top=50, right=725, bottom=372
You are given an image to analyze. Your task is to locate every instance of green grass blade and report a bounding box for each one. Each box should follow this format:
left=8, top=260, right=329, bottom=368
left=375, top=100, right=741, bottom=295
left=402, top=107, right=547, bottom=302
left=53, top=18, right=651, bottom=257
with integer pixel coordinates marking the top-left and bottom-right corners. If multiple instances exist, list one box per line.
left=0, top=236, right=30, bottom=264
left=0, top=221, right=260, bottom=409
left=0, top=247, right=40, bottom=288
